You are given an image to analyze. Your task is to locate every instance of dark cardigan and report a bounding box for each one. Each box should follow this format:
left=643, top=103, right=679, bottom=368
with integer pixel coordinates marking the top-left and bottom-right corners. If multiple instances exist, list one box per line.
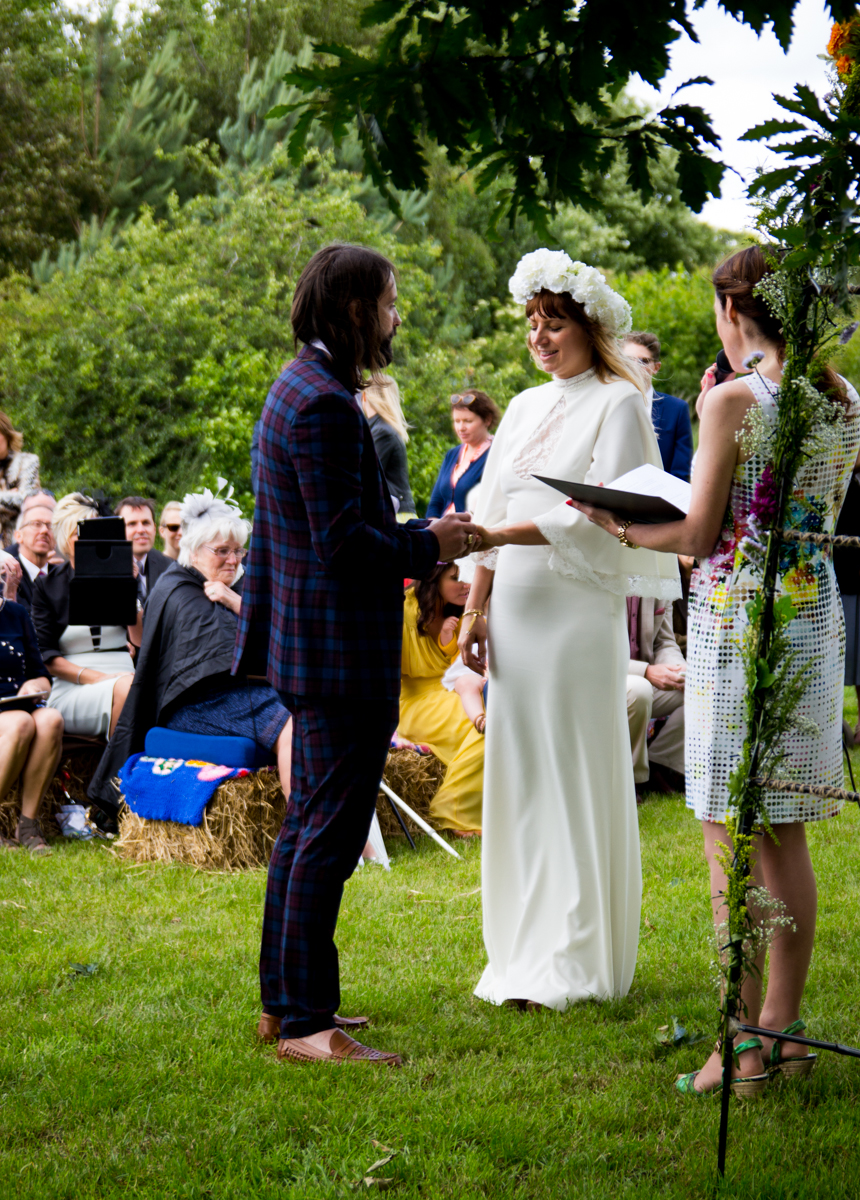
left=88, top=562, right=244, bottom=808
left=425, top=443, right=492, bottom=518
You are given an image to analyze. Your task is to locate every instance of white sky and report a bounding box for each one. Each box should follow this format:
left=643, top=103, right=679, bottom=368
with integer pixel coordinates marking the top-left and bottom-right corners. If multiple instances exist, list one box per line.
left=627, top=0, right=836, bottom=233
left=68, top=0, right=835, bottom=235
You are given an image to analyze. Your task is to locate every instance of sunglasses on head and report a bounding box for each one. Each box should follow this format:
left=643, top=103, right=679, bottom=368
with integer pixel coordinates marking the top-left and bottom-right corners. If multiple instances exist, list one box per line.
left=450, top=393, right=476, bottom=405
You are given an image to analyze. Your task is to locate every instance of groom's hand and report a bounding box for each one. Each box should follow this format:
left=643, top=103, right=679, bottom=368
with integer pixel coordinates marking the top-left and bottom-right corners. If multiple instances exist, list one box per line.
left=428, top=511, right=482, bottom=561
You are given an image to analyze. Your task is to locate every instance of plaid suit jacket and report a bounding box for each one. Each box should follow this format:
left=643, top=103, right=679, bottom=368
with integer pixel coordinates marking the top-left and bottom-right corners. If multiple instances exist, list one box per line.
left=233, top=345, right=439, bottom=699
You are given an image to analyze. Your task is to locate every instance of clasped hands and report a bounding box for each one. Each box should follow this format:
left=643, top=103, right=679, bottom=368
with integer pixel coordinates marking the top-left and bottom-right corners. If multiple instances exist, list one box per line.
left=427, top=511, right=483, bottom=560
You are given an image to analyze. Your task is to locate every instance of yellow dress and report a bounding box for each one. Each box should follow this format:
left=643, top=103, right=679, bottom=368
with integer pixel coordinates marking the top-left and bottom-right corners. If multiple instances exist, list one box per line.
left=399, top=591, right=484, bottom=832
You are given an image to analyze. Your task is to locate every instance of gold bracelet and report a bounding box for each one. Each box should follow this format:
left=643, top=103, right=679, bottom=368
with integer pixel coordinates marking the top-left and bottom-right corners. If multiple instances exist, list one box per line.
left=616, top=520, right=638, bottom=549
left=462, top=609, right=485, bottom=619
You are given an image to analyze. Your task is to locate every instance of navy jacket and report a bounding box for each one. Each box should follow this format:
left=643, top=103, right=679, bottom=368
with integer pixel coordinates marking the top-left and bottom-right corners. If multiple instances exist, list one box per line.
left=652, top=391, right=694, bottom=483
left=425, top=444, right=491, bottom=518
left=233, top=346, right=439, bottom=700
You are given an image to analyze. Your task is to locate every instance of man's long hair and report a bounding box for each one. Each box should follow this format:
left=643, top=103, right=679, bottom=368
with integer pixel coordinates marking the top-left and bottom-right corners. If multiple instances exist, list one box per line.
left=291, top=244, right=396, bottom=393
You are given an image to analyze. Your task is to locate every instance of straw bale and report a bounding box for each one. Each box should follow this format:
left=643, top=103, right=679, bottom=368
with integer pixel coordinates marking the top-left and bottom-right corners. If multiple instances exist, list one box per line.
left=116, top=767, right=286, bottom=871
left=112, top=748, right=446, bottom=871
left=376, top=749, right=445, bottom=838
left=0, top=749, right=103, bottom=840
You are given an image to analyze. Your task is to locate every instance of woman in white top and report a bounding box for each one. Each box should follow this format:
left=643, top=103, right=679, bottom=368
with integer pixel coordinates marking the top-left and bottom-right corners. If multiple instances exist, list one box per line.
left=460, top=251, right=680, bottom=1010
left=32, top=494, right=139, bottom=738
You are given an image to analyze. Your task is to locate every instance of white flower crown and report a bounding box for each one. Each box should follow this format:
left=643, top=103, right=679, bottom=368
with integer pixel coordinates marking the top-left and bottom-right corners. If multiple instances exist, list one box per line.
left=508, top=249, right=632, bottom=338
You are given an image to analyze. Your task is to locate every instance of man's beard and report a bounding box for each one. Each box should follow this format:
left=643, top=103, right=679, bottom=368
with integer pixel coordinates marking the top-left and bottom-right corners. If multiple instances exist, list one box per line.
left=378, top=332, right=395, bottom=365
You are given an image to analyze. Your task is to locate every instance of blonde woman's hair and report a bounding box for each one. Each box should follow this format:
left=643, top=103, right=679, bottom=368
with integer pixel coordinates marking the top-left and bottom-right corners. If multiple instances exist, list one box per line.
left=362, top=376, right=410, bottom=443
left=159, top=501, right=182, bottom=525
left=0, top=410, right=24, bottom=455
left=525, top=290, right=650, bottom=396
left=53, top=492, right=100, bottom=561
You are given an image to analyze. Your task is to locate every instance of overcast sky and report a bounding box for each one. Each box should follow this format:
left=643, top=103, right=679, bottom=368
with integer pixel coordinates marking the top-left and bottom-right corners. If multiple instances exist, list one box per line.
left=627, top=0, right=836, bottom=233
left=69, top=0, right=835, bottom=235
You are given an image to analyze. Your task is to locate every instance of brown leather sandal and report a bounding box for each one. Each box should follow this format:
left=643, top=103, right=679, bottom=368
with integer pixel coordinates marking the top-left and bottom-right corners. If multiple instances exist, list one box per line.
left=257, top=1011, right=369, bottom=1043
left=15, top=816, right=51, bottom=856
left=277, top=1028, right=402, bottom=1066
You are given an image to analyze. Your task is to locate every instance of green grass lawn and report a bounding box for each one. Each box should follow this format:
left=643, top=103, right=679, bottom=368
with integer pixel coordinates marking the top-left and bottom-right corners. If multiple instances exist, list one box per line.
left=2, top=703, right=860, bottom=1199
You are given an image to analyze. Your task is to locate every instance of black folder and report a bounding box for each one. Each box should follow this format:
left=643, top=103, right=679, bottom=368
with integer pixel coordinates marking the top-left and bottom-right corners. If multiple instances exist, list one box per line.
left=533, top=475, right=686, bottom=524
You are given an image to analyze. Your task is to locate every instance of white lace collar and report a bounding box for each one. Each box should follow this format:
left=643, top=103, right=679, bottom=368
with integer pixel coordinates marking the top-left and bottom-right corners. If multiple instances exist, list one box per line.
left=551, top=367, right=597, bottom=393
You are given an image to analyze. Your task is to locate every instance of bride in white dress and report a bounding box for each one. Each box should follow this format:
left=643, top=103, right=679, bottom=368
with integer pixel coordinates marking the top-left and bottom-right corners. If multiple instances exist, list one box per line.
left=459, top=251, right=680, bottom=1009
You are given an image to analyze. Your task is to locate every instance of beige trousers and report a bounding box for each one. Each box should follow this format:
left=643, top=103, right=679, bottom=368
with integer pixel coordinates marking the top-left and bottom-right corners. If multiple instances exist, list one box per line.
left=626, top=675, right=685, bottom=782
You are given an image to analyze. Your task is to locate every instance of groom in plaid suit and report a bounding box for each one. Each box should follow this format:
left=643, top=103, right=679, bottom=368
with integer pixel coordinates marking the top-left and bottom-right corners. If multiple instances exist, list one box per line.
left=234, top=244, right=479, bottom=1066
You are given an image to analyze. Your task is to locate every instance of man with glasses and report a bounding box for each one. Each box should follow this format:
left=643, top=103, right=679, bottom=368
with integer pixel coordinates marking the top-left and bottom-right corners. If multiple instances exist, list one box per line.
left=158, top=501, right=183, bottom=561
left=10, top=505, right=56, bottom=611
left=623, top=331, right=693, bottom=483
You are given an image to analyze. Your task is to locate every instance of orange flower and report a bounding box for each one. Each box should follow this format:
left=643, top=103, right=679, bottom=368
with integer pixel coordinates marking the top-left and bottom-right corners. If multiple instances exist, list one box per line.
left=827, top=22, right=849, bottom=57
left=837, top=54, right=854, bottom=76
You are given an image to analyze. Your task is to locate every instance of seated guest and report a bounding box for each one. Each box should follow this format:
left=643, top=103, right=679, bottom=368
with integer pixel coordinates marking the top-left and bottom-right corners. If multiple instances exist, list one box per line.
left=623, top=332, right=694, bottom=482
left=0, top=558, right=64, bottom=855
left=425, top=390, right=501, bottom=518
left=89, top=488, right=292, bottom=813
left=9, top=504, right=56, bottom=611
left=399, top=563, right=484, bottom=834
left=0, top=411, right=41, bottom=546
left=115, top=496, right=172, bottom=599
left=32, top=493, right=137, bottom=738
left=158, top=501, right=183, bottom=561
left=627, top=598, right=686, bottom=793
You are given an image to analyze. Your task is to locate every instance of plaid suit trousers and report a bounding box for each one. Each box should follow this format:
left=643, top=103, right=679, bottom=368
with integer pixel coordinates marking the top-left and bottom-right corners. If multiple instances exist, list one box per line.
left=259, top=693, right=399, bottom=1039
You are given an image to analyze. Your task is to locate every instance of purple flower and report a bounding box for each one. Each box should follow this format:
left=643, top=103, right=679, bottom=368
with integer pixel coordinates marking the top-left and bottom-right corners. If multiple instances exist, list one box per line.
left=839, top=321, right=859, bottom=345
left=750, top=464, right=780, bottom=527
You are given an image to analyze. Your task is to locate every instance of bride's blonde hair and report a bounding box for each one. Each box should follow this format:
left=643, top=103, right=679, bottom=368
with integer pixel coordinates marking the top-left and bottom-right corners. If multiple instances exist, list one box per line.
left=525, top=290, right=649, bottom=395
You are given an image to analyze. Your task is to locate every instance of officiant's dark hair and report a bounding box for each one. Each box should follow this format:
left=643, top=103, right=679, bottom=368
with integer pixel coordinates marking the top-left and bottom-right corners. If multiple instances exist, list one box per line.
left=713, top=246, right=847, bottom=410
left=525, top=290, right=649, bottom=396
left=291, top=244, right=397, bottom=393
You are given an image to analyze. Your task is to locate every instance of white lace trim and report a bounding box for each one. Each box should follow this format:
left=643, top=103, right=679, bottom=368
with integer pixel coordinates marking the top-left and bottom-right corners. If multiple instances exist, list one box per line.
left=546, top=542, right=682, bottom=599
left=513, top=396, right=567, bottom=481
left=551, top=366, right=597, bottom=393
left=472, top=547, right=499, bottom=571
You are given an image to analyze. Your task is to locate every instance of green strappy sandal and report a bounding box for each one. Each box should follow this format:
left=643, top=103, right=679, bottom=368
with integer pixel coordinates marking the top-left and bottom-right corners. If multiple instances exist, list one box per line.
left=767, top=1019, right=817, bottom=1078
left=676, top=1037, right=769, bottom=1098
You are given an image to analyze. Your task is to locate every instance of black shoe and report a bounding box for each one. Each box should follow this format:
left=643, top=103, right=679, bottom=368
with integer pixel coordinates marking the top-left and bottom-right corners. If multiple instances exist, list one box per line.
left=89, top=805, right=119, bottom=837
left=648, top=764, right=686, bottom=795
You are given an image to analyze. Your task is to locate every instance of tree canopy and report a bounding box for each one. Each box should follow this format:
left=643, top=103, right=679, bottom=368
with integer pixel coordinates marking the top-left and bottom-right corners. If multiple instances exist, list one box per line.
left=278, top=0, right=859, bottom=233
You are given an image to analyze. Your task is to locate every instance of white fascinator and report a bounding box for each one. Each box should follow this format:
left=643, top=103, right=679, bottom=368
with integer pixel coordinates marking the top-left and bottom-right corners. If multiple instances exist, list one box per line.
left=508, top=249, right=632, bottom=338
left=180, top=478, right=246, bottom=530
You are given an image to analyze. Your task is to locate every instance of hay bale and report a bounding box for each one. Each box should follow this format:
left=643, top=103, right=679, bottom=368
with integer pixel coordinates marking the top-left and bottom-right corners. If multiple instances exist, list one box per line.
left=376, top=748, right=445, bottom=838
left=115, top=767, right=286, bottom=871
left=112, top=748, right=447, bottom=871
left=0, top=748, right=104, bottom=840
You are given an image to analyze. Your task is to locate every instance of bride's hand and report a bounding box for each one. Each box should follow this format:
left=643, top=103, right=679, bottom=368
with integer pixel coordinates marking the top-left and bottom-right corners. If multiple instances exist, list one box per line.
left=475, top=525, right=505, bottom=549
left=458, top=613, right=487, bottom=673
left=566, top=499, right=623, bottom=536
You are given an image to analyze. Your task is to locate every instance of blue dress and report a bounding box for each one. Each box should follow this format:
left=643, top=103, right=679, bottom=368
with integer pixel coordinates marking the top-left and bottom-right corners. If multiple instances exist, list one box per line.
left=0, top=600, right=50, bottom=709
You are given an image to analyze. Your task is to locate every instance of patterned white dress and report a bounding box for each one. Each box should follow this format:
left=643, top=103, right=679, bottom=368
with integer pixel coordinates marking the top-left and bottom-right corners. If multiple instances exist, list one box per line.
left=686, top=373, right=860, bottom=823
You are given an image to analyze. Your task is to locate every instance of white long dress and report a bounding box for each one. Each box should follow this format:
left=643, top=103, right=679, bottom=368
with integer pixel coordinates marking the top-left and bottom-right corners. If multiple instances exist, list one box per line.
left=473, top=368, right=681, bottom=1009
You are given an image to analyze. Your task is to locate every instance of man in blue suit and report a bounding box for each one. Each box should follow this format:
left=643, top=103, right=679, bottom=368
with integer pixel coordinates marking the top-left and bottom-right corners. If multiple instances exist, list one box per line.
left=234, top=244, right=479, bottom=1067
left=623, top=332, right=693, bottom=483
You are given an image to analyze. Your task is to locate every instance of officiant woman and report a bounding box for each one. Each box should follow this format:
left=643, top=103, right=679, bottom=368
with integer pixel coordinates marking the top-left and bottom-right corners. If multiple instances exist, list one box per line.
left=461, top=250, right=679, bottom=1011
left=569, top=245, right=860, bottom=1094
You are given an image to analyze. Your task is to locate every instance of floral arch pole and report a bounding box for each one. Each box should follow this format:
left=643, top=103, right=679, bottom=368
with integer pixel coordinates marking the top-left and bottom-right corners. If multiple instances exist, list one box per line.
left=714, top=15, right=860, bottom=1176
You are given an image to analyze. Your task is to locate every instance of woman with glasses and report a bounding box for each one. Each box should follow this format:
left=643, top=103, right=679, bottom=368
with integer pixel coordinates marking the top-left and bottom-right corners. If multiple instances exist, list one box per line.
left=88, top=487, right=291, bottom=817
left=425, top=391, right=502, bottom=518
